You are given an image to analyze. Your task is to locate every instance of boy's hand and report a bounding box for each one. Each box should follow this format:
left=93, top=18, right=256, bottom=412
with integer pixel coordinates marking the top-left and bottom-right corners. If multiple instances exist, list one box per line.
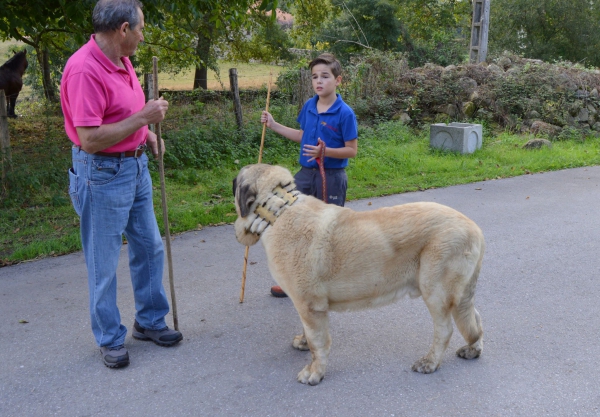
left=261, top=111, right=274, bottom=128
left=303, top=140, right=324, bottom=162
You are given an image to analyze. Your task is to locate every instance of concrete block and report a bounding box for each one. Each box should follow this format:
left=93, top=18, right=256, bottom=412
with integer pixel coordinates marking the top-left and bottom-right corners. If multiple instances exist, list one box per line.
left=430, top=122, right=483, bottom=154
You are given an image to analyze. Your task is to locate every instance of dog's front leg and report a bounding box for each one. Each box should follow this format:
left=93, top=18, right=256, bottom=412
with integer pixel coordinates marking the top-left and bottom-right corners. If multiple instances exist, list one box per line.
left=292, top=332, right=309, bottom=351
left=296, top=308, right=331, bottom=386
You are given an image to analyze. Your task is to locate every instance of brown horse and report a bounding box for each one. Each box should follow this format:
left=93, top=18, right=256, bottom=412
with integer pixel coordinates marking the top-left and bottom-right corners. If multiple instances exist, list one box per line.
left=0, top=50, right=28, bottom=118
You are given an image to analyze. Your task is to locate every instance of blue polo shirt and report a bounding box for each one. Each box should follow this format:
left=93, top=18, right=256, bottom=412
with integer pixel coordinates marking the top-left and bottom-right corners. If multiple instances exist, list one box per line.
left=297, top=94, right=358, bottom=169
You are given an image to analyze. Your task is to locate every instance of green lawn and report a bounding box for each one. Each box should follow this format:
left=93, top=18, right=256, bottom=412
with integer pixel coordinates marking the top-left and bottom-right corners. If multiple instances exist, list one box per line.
left=3, top=111, right=600, bottom=265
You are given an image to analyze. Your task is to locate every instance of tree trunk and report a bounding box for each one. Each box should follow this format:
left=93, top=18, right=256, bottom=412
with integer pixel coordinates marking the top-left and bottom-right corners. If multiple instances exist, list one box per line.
left=37, top=47, right=57, bottom=102
left=193, top=28, right=212, bottom=90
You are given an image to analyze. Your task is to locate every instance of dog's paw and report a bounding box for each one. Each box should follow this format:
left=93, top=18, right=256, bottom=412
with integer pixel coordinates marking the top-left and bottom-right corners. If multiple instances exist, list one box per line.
left=292, top=334, right=309, bottom=351
left=411, top=357, right=440, bottom=374
left=297, top=365, right=324, bottom=386
left=456, top=344, right=482, bottom=360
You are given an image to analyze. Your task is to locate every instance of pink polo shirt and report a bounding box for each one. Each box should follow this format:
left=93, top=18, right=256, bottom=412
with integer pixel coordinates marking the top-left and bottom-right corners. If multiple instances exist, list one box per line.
left=60, top=35, right=148, bottom=153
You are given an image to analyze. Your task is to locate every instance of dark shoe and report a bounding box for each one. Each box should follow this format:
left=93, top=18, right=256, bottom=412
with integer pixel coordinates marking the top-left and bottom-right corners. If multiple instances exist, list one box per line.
left=132, top=320, right=183, bottom=347
left=100, top=345, right=129, bottom=368
left=270, top=285, right=288, bottom=298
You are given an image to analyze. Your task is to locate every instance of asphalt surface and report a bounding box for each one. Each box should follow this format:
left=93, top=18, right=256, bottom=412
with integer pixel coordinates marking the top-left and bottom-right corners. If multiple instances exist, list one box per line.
left=2, top=166, right=600, bottom=417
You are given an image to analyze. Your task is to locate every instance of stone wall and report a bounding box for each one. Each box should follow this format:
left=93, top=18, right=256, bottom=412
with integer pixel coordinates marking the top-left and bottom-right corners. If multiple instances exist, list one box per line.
left=379, top=52, right=600, bottom=138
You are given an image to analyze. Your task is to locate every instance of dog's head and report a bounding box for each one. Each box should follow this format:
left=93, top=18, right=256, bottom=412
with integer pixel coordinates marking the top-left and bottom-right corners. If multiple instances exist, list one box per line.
left=232, top=164, right=296, bottom=246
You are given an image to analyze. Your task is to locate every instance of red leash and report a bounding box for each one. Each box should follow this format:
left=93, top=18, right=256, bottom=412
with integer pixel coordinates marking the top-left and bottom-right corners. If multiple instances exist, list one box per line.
left=315, top=138, right=327, bottom=203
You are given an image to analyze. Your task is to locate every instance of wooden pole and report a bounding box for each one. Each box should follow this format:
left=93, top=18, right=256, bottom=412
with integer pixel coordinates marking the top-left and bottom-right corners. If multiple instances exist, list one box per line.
left=239, top=71, right=272, bottom=303
left=298, top=68, right=312, bottom=113
left=229, top=68, right=244, bottom=131
left=0, top=90, right=11, bottom=186
left=152, top=57, right=179, bottom=331
left=258, top=72, right=272, bottom=164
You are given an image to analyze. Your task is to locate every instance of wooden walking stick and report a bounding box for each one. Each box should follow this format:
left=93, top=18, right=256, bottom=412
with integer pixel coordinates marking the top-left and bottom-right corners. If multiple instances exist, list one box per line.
left=240, top=71, right=272, bottom=303
left=152, top=57, right=179, bottom=330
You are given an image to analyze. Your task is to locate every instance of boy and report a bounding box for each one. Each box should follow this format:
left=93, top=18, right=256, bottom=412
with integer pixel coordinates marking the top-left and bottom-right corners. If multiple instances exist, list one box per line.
left=261, top=53, right=358, bottom=297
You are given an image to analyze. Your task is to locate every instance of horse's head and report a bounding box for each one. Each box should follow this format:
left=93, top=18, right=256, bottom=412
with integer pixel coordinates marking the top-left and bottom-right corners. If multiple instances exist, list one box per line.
left=1, top=50, right=28, bottom=75
left=14, top=50, right=28, bottom=74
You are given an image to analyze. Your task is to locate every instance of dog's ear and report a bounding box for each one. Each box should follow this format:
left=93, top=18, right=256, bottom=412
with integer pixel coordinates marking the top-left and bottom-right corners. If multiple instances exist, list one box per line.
left=237, top=184, right=256, bottom=218
left=232, top=177, right=237, bottom=198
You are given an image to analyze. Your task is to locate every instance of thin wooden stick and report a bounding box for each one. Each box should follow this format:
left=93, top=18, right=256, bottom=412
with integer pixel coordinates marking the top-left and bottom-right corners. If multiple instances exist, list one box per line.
left=240, top=71, right=272, bottom=303
left=257, top=72, right=272, bottom=164
left=153, top=57, right=179, bottom=330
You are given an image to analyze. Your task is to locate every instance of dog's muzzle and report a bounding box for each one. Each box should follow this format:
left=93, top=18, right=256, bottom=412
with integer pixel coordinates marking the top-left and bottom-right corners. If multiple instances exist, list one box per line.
left=247, top=184, right=300, bottom=236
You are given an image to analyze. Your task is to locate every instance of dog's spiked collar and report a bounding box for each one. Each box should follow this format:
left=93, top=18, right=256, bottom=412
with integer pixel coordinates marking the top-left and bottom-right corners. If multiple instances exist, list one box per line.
left=247, top=182, right=300, bottom=236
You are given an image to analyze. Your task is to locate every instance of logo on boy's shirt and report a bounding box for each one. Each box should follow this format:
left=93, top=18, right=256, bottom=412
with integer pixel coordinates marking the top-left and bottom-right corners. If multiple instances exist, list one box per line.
left=320, top=121, right=338, bottom=132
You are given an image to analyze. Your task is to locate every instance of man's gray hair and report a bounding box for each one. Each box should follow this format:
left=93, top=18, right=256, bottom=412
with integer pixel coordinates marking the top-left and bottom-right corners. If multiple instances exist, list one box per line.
left=93, top=0, right=143, bottom=33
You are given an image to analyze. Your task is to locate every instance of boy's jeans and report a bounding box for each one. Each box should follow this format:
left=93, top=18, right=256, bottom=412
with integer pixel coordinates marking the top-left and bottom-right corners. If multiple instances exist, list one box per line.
left=69, top=146, right=169, bottom=348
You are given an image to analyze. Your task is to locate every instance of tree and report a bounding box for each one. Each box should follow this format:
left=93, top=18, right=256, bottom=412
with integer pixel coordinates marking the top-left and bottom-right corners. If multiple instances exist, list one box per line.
left=137, top=0, right=281, bottom=89
left=0, top=0, right=94, bottom=101
left=489, top=0, right=600, bottom=66
left=0, top=0, right=169, bottom=100
left=308, top=0, right=471, bottom=66
left=0, top=0, right=280, bottom=94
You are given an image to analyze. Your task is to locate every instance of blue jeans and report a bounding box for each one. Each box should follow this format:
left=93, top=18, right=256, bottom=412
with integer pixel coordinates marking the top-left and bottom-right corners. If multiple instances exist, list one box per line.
left=69, top=146, right=169, bottom=348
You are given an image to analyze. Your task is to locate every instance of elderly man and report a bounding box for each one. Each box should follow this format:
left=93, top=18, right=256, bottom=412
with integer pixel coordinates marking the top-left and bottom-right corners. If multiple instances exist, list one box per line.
left=61, top=0, right=182, bottom=369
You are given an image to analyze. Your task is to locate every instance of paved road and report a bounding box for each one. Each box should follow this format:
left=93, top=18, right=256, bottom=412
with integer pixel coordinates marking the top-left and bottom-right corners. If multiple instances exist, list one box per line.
left=2, top=166, right=600, bottom=417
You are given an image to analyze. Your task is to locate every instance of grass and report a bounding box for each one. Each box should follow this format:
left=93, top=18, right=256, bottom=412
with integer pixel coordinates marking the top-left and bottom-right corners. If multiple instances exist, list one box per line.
left=0, top=40, right=25, bottom=57
left=1, top=45, right=599, bottom=264
left=2, top=101, right=600, bottom=266
left=158, top=61, right=283, bottom=91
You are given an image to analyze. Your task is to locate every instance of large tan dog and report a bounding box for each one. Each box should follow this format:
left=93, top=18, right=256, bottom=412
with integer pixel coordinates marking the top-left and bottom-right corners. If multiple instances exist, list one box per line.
left=233, top=164, right=484, bottom=385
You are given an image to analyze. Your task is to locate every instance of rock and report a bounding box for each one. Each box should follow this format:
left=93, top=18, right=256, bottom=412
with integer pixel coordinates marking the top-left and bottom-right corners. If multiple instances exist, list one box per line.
left=392, top=112, right=412, bottom=124
left=463, top=101, right=477, bottom=117
left=442, top=65, right=457, bottom=77
left=475, top=108, right=493, bottom=120
left=565, top=114, right=577, bottom=126
left=497, top=56, right=512, bottom=70
left=577, top=108, right=589, bottom=123
left=434, top=113, right=451, bottom=123
left=556, top=73, right=578, bottom=92
left=522, top=138, right=552, bottom=149
left=587, top=103, right=597, bottom=116
left=530, top=121, right=562, bottom=137
left=506, top=67, right=520, bottom=76
left=433, top=104, right=458, bottom=117
left=527, top=110, right=541, bottom=119
left=424, top=63, right=443, bottom=71
left=569, top=100, right=584, bottom=117
left=487, top=64, right=504, bottom=74
left=458, top=77, right=478, bottom=95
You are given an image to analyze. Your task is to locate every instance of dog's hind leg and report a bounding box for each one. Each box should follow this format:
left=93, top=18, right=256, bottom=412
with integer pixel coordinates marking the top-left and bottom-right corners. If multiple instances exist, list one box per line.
left=295, top=307, right=331, bottom=386
left=411, top=293, right=454, bottom=374
left=452, top=262, right=484, bottom=360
